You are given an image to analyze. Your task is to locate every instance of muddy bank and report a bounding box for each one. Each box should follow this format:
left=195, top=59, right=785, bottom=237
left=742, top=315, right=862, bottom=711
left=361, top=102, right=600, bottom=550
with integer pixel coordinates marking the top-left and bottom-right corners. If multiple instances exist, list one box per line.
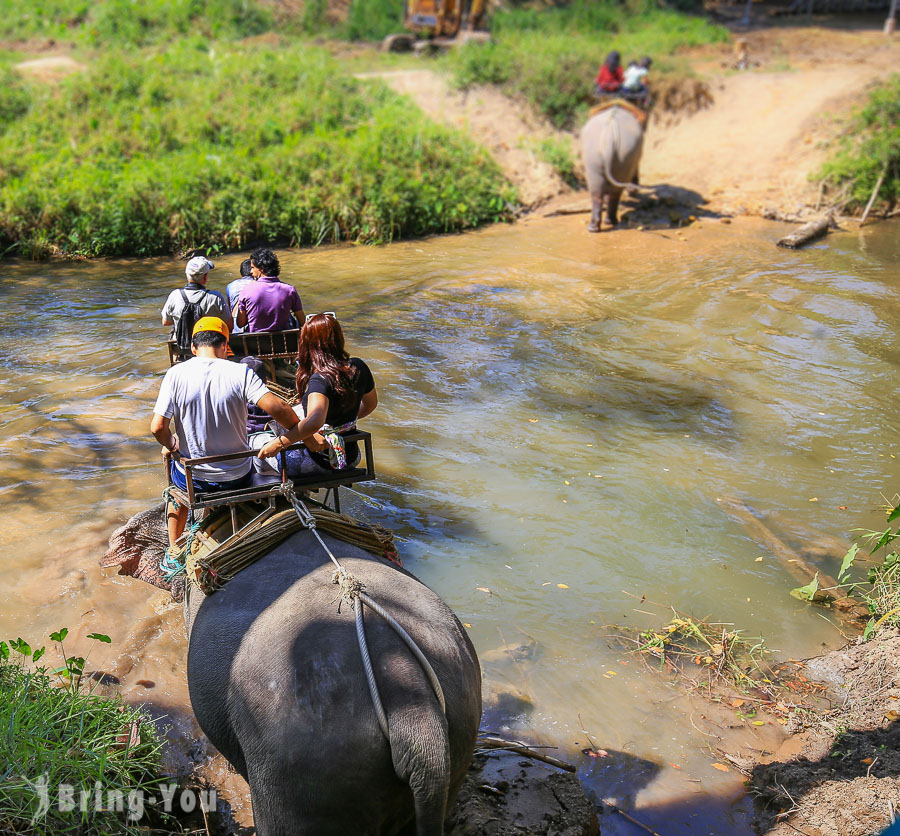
left=747, top=631, right=900, bottom=836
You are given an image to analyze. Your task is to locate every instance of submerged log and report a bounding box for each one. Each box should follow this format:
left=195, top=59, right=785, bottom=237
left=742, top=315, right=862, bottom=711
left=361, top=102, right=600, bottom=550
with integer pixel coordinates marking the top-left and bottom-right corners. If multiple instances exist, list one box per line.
left=717, top=496, right=870, bottom=627
left=776, top=216, right=830, bottom=249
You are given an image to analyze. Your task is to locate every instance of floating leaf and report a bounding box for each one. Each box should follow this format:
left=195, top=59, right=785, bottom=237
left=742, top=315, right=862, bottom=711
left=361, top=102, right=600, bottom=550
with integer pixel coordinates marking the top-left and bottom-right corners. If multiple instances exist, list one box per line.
left=711, top=763, right=730, bottom=772
left=790, top=572, right=820, bottom=602
left=528, top=418, right=539, bottom=424
left=557, top=583, right=569, bottom=589
left=463, top=623, right=472, bottom=629
left=752, top=721, right=765, bottom=726
left=475, top=587, right=491, bottom=594
left=754, top=557, right=763, bottom=562
left=730, top=699, right=745, bottom=708
left=861, top=757, right=874, bottom=764
left=809, top=497, right=818, bottom=502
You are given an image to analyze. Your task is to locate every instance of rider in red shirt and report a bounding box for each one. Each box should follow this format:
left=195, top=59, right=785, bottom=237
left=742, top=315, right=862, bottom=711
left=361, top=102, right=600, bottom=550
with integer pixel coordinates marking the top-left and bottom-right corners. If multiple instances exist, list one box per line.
left=595, top=50, right=624, bottom=93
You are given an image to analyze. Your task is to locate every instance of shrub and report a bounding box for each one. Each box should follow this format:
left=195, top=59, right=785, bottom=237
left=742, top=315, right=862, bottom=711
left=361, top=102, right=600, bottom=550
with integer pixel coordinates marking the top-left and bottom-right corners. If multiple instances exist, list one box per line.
left=819, top=75, right=900, bottom=215
left=343, top=0, right=404, bottom=41
left=0, top=44, right=514, bottom=258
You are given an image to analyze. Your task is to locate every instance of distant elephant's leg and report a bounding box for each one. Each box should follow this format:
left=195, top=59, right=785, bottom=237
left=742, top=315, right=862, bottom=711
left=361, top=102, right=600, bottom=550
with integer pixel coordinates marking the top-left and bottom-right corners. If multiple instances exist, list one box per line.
left=588, top=187, right=604, bottom=233
left=607, top=189, right=622, bottom=227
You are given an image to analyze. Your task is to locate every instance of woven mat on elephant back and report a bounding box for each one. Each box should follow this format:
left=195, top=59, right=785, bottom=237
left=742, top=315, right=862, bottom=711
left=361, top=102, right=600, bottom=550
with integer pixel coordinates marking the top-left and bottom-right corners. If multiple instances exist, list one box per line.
left=589, top=98, right=648, bottom=126
left=185, top=501, right=402, bottom=595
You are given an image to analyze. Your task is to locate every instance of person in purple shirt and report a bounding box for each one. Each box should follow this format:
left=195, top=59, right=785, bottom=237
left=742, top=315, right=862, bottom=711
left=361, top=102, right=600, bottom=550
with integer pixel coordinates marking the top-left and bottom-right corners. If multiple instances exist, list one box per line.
left=232, top=247, right=304, bottom=332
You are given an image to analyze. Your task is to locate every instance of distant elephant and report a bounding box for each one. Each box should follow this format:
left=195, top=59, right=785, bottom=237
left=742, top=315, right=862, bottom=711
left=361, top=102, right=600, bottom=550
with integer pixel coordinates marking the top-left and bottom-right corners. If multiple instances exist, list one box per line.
left=580, top=105, right=645, bottom=232
left=107, top=507, right=482, bottom=836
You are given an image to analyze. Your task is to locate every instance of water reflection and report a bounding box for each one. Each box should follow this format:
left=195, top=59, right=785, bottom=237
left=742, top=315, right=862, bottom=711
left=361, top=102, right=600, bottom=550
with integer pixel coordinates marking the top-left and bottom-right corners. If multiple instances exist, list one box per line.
left=1, top=216, right=898, bottom=833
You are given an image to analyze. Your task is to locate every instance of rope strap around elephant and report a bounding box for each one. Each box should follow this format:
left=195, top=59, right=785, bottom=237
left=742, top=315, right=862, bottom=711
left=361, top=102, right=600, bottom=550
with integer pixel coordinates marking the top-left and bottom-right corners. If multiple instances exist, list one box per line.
left=284, top=483, right=446, bottom=741
left=180, top=501, right=401, bottom=594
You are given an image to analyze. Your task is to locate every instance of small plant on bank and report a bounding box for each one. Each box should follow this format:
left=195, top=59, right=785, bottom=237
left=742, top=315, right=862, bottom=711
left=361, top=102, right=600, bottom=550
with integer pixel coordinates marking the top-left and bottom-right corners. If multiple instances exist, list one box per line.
left=793, top=497, right=900, bottom=640
left=0, top=629, right=169, bottom=835
left=819, top=74, right=900, bottom=216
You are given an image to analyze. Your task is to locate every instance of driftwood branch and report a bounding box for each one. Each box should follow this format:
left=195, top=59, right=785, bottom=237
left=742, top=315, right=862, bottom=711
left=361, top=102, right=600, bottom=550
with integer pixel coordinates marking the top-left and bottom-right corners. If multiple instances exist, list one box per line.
left=776, top=216, right=830, bottom=249
left=860, top=165, right=888, bottom=226
left=477, top=735, right=576, bottom=772
left=600, top=799, right=663, bottom=836
left=717, top=496, right=870, bottom=627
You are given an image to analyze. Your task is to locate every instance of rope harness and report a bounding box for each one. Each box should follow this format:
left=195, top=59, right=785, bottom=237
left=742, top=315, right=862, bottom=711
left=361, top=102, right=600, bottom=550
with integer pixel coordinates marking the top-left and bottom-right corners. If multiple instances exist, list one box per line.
left=282, top=483, right=446, bottom=740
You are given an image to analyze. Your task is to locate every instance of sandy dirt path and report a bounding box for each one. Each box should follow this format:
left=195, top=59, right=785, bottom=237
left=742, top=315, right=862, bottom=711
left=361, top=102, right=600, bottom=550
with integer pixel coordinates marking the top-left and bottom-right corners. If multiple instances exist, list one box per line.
left=359, top=68, right=576, bottom=207
left=372, top=25, right=898, bottom=217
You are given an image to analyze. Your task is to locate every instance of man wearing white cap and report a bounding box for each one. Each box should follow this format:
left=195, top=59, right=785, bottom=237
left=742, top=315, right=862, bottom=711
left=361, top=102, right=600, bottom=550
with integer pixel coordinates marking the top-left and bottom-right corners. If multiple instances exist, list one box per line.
left=161, top=256, right=233, bottom=337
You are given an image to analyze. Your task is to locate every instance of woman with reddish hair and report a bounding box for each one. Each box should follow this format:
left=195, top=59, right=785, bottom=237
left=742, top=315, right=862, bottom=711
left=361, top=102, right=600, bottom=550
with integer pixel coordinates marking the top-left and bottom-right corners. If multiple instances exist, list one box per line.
left=257, top=312, right=377, bottom=476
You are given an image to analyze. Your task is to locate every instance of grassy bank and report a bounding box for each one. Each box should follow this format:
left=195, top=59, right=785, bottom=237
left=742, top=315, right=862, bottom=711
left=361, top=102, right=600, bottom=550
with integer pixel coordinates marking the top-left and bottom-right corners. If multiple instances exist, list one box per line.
left=0, top=632, right=167, bottom=834
left=1, top=42, right=512, bottom=258
left=444, top=0, right=728, bottom=128
left=819, top=74, right=900, bottom=217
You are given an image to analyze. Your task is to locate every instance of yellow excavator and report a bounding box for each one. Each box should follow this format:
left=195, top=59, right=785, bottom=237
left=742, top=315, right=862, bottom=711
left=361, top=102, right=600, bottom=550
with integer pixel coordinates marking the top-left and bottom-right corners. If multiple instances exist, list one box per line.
left=383, top=0, right=489, bottom=50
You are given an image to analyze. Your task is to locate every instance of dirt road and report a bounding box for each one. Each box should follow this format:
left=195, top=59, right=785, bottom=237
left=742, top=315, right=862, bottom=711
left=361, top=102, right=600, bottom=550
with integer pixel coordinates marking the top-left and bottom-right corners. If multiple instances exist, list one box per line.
left=376, top=24, right=898, bottom=218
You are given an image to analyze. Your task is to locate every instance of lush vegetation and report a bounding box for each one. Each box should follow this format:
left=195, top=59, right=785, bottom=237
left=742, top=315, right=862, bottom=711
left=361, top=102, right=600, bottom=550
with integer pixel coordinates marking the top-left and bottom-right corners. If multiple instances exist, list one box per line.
left=819, top=75, right=900, bottom=216
left=1, top=43, right=512, bottom=258
left=444, top=0, right=728, bottom=127
left=1, top=0, right=404, bottom=45
left=0, top=630, right=168, bottom=834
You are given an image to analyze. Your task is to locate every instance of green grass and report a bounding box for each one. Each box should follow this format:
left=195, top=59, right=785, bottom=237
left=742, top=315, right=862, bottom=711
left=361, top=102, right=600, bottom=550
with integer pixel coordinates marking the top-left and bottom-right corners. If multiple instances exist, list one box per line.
left=0, top=0, right=273, bottom=45
left=1, top=0, right=406, bottom=45
left=0, top=42, right=513, bottom=258
left=0, top=633, right=168, bottom=835
left=819, top=74, right=900, bottom=215
left=443, top=1, right=728, bottom=128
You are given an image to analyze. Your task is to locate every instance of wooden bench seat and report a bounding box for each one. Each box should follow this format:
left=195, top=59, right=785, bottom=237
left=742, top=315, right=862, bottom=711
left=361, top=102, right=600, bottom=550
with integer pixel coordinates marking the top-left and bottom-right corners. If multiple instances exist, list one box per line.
left=166, top=431, right=374, bottom=516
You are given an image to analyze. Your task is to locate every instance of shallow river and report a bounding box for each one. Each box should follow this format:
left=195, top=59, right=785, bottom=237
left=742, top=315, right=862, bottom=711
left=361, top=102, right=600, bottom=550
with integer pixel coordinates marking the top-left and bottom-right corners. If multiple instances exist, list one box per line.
left=1, top=215, right=898, bottom=834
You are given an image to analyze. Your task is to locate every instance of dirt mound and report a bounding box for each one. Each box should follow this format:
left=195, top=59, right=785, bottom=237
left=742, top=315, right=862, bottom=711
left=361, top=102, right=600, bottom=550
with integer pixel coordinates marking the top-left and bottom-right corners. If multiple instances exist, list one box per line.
left=748, top=632, right=900, bottom=835
left=447, top=752, right=600, bottom=836
left=650, top=76, right=716, bottom=127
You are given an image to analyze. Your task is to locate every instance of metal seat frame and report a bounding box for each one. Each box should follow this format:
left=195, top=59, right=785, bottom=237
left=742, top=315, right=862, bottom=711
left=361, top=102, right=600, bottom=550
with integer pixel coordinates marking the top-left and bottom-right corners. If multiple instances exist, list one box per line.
left=165, top=431, right=375, bottom=543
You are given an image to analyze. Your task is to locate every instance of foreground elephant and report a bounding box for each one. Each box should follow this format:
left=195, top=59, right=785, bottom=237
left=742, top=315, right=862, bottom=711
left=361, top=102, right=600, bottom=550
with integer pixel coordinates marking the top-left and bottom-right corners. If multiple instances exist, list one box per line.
left=580, top=105, right=645, bottom=232
left=106, top=507, right=482, bottom=835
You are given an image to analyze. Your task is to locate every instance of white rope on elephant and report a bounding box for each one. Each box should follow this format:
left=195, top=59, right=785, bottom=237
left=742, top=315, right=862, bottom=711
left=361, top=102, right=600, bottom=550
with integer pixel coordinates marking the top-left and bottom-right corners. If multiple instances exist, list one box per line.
left=283, top=483, right=446, bottom=740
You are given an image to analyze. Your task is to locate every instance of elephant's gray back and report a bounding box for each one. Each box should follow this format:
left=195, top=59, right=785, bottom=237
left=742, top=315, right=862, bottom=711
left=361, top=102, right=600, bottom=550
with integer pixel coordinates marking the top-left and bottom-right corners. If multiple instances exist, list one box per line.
left=187, top=527, right=478, bottom=752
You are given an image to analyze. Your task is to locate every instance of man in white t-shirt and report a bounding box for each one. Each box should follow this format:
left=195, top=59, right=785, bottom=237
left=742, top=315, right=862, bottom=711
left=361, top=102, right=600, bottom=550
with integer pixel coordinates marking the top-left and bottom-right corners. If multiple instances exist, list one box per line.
left=150, top=316, right=300, bottom=546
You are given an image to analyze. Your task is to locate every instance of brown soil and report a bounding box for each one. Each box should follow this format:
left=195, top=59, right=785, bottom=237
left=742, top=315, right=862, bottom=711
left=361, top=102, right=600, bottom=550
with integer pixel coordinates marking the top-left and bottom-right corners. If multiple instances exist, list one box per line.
left=365, top=68, right=575, bottom=207
left=376, top=22, right=898, bottom=219
left=447, top=753, right=600, bottom=836
left=747, top=631, right=900, bottom=836
left=13, top=55, right=85, bottom=82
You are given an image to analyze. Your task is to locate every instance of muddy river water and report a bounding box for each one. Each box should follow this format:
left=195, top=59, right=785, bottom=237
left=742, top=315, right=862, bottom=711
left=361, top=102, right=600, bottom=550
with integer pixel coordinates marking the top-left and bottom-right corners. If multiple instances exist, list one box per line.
left=1, top=215, right=898, bottom=833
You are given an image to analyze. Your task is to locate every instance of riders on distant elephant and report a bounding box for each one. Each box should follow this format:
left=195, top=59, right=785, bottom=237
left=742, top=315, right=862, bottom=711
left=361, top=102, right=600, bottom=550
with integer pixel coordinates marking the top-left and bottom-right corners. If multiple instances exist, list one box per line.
left=594, top=50, right=623, bottom=95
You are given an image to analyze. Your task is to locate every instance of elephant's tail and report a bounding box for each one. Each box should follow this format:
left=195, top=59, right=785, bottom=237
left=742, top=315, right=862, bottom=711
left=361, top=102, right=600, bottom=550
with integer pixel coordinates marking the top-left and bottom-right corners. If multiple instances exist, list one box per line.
left=604, top=112, right=654, bottom=193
